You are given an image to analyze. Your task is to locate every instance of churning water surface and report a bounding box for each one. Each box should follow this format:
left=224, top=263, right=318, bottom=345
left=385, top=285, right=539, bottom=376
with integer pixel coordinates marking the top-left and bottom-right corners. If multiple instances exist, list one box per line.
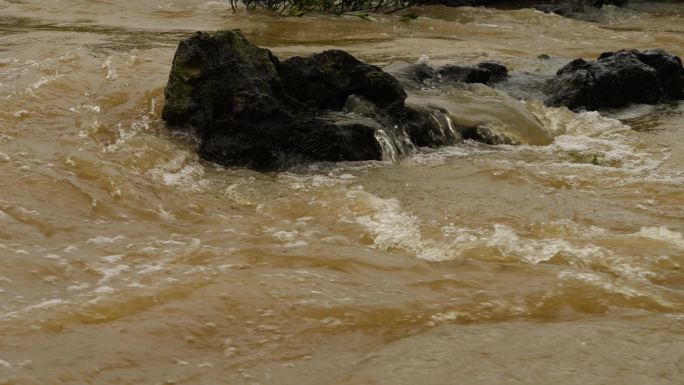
left=0, top=0, right=683, bottom=384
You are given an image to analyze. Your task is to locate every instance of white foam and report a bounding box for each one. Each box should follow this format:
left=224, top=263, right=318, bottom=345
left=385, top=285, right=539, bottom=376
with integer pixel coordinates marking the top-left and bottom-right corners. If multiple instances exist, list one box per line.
left=270, top=230, right=298, bottom=243
left=67, top=282, right=90, bottom=291
left=86, top=235, right=126, bottom=244
left=146, top=155, right=209, bottom=191
left=355, top=194, right=422, bottom=252
left=524, top=103, right=675, bottom=179
left=473, top=23, right=515, bottom=29
left=405, top=144, right=491, bottom=166
left=96, top=264, right=130, bottom=285
left=486, top=224, right=606, bottom=264
left=352, top=191, right=445, bottom=260
left=558, top=270, right=672, bottom=307
left=26, top=298, right=67, bottom=310
left=69, top=104, right=100, bottom=114
left=633, top=227, right=684, bottom=249
left=102, top=57, right=118, bottom=80
left=94, top=286, right=115, bottom=294
left=157, top=205, right=176, bottom=221
left=415, top=55, right=431, bottom=65
left=28, top=75, right=59, bottom=91
left=161, top=164, right=205, bottom=186
left=100, top=254, right=123, bottom=264
left=284, top=240, right=308, bottom=248
left=64, top=245, right=78, bottom=253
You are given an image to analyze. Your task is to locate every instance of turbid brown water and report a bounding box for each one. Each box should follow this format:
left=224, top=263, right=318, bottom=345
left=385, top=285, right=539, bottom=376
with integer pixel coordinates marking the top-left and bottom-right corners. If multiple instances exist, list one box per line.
left=0, top=1, right=683, bottom=384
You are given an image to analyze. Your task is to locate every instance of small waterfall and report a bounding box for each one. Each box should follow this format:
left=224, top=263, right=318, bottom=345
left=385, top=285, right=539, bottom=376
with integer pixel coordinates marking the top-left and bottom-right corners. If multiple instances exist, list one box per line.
left=374, top=124, right=416, bottom=162
left=345, top=94, right=416, bottom=162
left=374, top=128, right=400, bottom=162
left=428, top=108, right=462, bottom=144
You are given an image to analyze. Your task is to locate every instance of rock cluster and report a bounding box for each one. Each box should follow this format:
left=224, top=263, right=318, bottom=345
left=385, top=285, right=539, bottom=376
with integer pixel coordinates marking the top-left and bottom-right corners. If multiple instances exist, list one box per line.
left=162, top=31, right=683, bottom=171
left=162, top=31, right=409, bottom=170
left=163, top=30, right=487, bottom=170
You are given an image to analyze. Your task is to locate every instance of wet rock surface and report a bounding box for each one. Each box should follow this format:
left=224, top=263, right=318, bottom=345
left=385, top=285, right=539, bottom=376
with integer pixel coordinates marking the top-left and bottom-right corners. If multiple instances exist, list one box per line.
left=545, top=49, right=684, bottom=111
left=162, top=30, right=410, bottom=170
left=384, top=60, right=508, bottom=90
left=162, top=30, right=493, bottom=171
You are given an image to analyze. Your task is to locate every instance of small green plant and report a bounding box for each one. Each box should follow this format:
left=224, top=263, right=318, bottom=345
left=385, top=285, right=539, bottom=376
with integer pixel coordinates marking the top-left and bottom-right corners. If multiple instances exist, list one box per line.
left=400, top=12, right=418, bottom=22
left=567, top=151, right=602, bottom=166
left=591, top=154, right=601, bottom=166
left=537, top=53, right=550, bottom=71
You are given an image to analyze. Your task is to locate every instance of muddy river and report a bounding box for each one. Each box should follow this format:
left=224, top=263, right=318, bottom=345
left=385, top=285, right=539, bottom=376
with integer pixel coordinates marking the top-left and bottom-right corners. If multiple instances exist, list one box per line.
left=0, top=0, right=683, bottom=384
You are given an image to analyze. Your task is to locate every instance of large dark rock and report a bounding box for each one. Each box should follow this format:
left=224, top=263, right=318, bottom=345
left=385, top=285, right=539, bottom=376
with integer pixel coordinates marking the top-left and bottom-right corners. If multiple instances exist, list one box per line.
left=545, top=49, right=684, bottom=111
left=199, top=114, right=383, bottom=170
left=162, top=30, right=410, bottom=171
left=162, top=30, right=287, bottom=137
left=277, top=50, right=407, bottom=111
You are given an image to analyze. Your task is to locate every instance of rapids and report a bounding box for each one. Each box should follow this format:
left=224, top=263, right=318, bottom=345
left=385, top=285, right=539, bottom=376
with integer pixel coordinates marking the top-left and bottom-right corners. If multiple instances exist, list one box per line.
left=0, top=1, right=683, bottom=384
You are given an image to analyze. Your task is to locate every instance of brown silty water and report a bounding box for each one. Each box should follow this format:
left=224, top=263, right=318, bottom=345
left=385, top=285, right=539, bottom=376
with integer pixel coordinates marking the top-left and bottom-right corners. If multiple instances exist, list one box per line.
left=0, top=0, right=683, bottom=384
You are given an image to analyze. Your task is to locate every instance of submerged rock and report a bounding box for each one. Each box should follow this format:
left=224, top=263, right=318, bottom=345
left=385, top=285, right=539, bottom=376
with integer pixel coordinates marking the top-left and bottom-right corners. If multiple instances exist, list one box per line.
left=403, top=104, right=461, bottom=147
left=545, top=49, right=684, bottom=111
left=384, top=60, right=508, bottom=90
